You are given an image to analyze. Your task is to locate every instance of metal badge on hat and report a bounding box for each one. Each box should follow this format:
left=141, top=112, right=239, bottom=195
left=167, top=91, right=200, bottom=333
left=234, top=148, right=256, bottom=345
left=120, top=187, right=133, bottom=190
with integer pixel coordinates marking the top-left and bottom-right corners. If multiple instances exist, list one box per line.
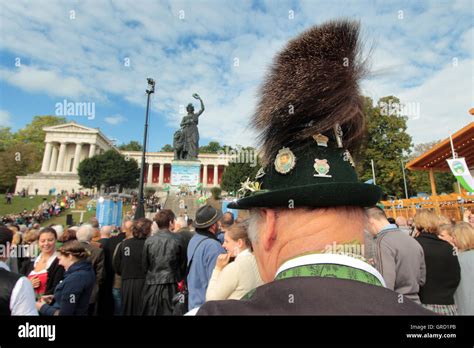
left=274, top=147, right=296, bottom=174
left=312, top=134, right=329, bottom=147
left=313, top=159, right=332, bottom=177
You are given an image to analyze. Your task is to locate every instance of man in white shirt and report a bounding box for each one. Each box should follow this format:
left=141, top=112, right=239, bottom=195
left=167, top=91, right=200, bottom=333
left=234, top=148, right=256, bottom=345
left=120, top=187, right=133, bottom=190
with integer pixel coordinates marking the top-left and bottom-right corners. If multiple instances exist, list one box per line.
left=0, top=226, right=38, bottom=316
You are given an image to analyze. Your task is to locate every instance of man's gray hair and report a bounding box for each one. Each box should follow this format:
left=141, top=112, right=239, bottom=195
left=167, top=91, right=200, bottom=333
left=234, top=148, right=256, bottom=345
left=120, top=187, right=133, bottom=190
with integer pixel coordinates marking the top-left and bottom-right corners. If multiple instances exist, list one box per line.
left=76, top=224, right=94, bottom=242
left=52, top=225, right=64, bottom=239
left=248, top=209, right=264, bottom=244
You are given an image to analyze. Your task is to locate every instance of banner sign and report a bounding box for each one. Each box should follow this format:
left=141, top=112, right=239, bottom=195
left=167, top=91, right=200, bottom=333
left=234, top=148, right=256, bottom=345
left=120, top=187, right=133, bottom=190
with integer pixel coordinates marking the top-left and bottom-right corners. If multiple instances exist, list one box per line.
left=447, top=157, right=474, bottom=192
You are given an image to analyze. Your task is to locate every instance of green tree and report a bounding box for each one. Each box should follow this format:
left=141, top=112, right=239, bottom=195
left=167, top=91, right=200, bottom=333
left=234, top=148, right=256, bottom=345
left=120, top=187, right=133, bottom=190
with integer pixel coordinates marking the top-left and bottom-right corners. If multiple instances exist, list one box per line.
left=78, top=150, right=140, bottom=192
left=161, top=144, right=174, bottom=152
left=0, top=127, right=15, bottom=151
left=221, top=161, right=260, bottom=194
left=354, top=96, right=412, bottom=198
left=0, top=116, right=66, bottom=192
left=118, top=141, right=143, bottom=151
left=14, top=116, right=66, bottom=151
left=0, top=143, right=43, bottom=192
left=199, top=141, right=223, bottom=154
left=77, top=156, right=103, bottom=191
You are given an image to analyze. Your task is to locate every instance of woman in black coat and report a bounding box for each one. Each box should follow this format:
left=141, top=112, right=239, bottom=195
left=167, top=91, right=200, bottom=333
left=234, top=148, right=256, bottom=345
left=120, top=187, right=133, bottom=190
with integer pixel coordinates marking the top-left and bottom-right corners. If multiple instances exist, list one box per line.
left=414, top=210, right=460, bottom=315
left=113, top=218, right=151, bottom=315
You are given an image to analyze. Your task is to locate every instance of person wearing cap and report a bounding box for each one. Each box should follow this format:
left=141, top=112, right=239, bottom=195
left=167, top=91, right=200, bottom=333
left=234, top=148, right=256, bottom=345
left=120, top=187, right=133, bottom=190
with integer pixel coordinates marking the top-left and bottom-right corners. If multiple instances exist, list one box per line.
left=194, top=20, right=432, bottom=315
left=186, top=205, right=225, bottom=311
left=0, top=226, right=38, bottom=315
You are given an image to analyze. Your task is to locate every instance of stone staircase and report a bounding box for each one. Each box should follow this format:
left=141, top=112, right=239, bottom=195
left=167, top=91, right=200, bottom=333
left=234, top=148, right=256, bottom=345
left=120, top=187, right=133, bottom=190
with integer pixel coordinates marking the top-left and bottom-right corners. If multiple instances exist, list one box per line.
left=164, top=193, right=200, bottom=219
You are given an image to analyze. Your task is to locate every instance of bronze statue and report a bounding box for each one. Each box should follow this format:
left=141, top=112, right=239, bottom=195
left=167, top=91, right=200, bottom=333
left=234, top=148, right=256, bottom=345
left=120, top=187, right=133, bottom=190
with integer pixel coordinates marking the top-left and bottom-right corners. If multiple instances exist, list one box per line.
left=173, top=130, right=186, bottom=160
left=176, top=93, right=204, bottom=160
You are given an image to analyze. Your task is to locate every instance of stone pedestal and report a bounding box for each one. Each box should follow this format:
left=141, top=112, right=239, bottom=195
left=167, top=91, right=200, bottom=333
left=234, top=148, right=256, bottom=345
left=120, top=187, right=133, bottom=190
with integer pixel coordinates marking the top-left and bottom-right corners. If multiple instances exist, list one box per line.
left=171, top=160, right=201, bottom=188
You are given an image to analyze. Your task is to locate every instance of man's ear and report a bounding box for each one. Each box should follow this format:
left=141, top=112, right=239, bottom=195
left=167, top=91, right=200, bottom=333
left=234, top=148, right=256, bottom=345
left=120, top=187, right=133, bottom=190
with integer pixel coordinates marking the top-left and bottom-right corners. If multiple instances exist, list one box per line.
left=261, top=209, right=278, bottom=252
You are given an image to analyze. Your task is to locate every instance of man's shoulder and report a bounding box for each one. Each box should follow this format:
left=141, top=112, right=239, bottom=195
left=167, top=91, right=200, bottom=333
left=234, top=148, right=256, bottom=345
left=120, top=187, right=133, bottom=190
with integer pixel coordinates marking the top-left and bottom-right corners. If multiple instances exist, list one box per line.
left=189, top=234, right=222, bottom=252
left=379, top=229, right=420, bottom=248
left=197, top=277, right=433, bottom=315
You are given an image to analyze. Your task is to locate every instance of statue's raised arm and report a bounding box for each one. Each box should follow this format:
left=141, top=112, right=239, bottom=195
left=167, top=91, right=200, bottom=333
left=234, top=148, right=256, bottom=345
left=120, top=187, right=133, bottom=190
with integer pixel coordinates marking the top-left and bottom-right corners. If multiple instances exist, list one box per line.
left=193, top=93, right=205, bottom=117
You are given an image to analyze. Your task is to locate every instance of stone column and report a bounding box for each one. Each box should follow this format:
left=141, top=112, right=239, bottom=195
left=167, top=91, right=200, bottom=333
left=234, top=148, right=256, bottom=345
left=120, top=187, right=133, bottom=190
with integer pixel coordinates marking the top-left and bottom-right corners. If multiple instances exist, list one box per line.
left=48, top=144, right=59, bottom=172
left=41, top=142, right=53, bottom=173
left=203, top=164, right=208, bottom=187
left=158, top=163, right=164, bottom=186
left=72, top=143, right=83, bottom=172
left=147, top=163, right=153, bottom=186
left=56, top=142, right=67, bottom=172
left=213, top=165, right=219, bottom=186
left=89, top=143, right=96, bottom=158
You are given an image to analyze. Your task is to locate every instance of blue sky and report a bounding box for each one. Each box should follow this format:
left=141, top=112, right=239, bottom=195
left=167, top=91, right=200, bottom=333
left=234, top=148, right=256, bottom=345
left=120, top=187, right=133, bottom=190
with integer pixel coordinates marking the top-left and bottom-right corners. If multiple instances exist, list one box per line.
left=0, top=0, right=472, bottom=151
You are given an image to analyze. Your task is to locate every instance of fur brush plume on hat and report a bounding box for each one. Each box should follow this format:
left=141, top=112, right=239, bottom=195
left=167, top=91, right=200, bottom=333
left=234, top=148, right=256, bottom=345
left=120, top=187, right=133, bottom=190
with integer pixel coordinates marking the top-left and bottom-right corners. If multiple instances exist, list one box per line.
left=253, top=19, right=368, bottom=166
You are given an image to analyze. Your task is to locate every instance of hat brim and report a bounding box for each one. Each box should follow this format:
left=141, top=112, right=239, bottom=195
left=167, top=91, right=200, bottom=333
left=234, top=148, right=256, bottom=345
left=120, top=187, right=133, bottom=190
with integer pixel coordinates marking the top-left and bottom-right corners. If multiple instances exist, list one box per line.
left=227, top=183, right=382, bottom=209
left=192, top=210, right=223, bottom=229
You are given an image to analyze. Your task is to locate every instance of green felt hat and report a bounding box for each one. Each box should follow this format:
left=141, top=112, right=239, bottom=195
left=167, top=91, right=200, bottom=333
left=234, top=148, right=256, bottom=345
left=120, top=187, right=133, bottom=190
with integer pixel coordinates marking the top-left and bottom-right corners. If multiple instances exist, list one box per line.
left=228, top=19, right=382, bottom=210
left=228, top=132, right=381, bottom=209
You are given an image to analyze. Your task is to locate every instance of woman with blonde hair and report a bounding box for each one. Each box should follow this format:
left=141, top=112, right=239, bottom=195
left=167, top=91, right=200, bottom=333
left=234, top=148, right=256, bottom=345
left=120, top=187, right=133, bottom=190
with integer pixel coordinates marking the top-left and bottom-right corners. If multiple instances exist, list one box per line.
left=438, top=224, right=455, bottom=247
left=206, top=221, right=263, bottom=301
left=453, top=222, right=474, bottom=314
left=414, top=210, right=460, bottom=315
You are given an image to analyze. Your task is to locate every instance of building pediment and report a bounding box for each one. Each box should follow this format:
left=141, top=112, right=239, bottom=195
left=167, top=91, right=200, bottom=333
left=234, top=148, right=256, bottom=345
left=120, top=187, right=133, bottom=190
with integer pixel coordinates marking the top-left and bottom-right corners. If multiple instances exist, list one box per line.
left=43, top=122, right=99, bottom=134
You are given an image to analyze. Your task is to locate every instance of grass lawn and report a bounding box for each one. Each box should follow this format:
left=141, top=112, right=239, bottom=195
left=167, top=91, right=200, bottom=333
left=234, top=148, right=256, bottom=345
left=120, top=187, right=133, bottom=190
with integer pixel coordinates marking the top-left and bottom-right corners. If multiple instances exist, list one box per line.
left=0, top=194, right=51, bottom=216
left=42, top=209, right=96, bottom=227
left=1, top=194, right=135, bottom=227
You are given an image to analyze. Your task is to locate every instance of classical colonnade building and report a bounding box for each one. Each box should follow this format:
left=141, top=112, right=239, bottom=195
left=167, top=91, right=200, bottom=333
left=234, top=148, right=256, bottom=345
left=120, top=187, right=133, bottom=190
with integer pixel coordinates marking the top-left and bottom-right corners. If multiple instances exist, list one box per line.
left=15, top=122, right=230, bottom=195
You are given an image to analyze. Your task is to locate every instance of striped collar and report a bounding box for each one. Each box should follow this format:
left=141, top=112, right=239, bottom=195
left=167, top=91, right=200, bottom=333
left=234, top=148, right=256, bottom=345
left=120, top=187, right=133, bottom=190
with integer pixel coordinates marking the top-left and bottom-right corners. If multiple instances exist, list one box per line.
left=274, top=253, right=386, bottom=287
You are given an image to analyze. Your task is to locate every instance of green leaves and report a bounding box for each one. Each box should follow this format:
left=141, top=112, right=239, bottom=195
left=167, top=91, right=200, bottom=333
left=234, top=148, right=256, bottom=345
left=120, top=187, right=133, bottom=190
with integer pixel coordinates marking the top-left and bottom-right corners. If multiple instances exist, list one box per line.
left=199, top=141, right=224, bottom=153
left=160, top=144, right=174, bottom=152
left=354, top=96, right=454, bottom=198
left=78, top=150, right=140, bottom=192
left=221, top=160, right=259, bottom=194
left=118, top=141, right=143, bottom=151
left=0, top=116, right=66, bottom=192
left=355, top=96, right=412, bottom=198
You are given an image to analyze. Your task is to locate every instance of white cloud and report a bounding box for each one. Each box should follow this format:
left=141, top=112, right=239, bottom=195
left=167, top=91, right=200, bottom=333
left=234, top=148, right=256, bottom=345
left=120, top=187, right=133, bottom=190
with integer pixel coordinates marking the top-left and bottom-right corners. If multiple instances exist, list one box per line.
left=0, top=65, right=96, bottom=99
left=398, top=58, right=474, bottom=144
left=0, top=110, right=12, bottom=127
left=104, top=114, right=127, bottom=125
left=0, top=0, right=472, bottom=148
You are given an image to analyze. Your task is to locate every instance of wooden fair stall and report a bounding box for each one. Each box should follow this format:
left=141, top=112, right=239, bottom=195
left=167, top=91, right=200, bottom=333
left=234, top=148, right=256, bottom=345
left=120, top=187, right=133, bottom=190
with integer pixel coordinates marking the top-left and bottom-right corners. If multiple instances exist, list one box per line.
left=382, top=122, right=474, bottom=220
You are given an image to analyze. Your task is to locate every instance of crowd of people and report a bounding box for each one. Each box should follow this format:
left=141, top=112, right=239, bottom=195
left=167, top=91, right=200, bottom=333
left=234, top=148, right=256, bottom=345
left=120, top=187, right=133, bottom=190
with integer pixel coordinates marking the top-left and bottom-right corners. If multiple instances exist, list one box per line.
left=1, top=192, right=84, bottom=226
left=365, top=208, right=474, bottom=315
left=0, top=204, right=265, bottom=316
left=1, top=201, right=472, bottom=316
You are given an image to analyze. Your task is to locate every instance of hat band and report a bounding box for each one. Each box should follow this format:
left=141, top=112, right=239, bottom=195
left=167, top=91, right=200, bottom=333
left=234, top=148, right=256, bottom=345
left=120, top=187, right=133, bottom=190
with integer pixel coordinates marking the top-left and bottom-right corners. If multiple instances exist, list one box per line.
left=196, top=210, right=219, bottom=226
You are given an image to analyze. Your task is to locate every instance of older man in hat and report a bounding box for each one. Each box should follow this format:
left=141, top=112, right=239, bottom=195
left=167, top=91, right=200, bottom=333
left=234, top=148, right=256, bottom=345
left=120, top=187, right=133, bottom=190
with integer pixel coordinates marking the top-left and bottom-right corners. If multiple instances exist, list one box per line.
left=187, top=205, right=225, bottom=311
left=194, top=20, right=432, bottom=315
